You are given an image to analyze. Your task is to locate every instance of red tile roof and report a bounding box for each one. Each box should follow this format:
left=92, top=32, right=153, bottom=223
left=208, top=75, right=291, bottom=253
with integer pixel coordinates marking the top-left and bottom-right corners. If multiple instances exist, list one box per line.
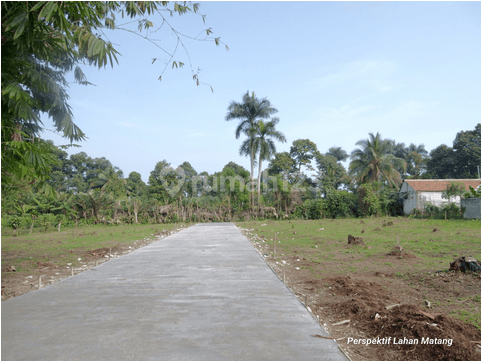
left=403, top=179, right=481, bottom=192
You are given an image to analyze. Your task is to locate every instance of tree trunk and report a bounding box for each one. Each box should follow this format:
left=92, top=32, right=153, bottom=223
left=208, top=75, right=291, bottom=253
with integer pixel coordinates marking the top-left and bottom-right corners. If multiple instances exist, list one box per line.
left=250, top=146, right=255, bottom=210
left=12, top=123, right=22, bottom=142
left=257, top=158, right=263, bottom=209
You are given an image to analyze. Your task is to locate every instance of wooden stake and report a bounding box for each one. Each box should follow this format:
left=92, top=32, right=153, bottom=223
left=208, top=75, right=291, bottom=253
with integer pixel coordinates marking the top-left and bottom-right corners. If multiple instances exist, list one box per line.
left=38, top=276, right=41, bottom=289
left=305, top=294, right=307, bottom=306
left=273, top=233, right=276, bottom=257
left=71, top=267, right=73, bottom=276
left=332, top=319, right=350, bottom=326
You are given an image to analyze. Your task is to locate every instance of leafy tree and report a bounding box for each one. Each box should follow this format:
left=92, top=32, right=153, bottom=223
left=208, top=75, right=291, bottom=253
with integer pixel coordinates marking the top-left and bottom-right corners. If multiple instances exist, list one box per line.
left=148, top=160, right=184, bottom=202
left=126, top=171, right=147, bottom=197
left=315, top=153, right=347, bottom=193
left=179, top=161, right=198, bottom=198
left=65, top=152, right=96, bottom=191
left=404, top=144, right=428, bottom=177
left=453, top=123, right=481, bottom=178
left=425, top=144, right=457, bottom=179
left=194, top=171, right=213, bottom=197
left=405, top=150, right=425, bottom=178
left=2, top=1, right=223, bottom=191
left=425, top=124, right=480, bottom=179
left=225, top=91, right=278, bottom=208
left=349, top=132, right=406, bottom=188
left=222, top=162, right=250, bottom=178
left=442, top=181, right=466, bottom=201
left=217, top=166, right=249, bottom=208
left=267, top=152, right=297, bottom=183
left=289, top=139, right=319, bottom=176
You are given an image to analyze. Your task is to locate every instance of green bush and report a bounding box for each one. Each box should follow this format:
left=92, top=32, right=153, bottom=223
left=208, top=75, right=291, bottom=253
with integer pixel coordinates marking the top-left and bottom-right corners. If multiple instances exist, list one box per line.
left=464, top=185, right=481, bottom=199
left=423, top=203, right=465, bottom=219
left=323, top=190, right=357, bottom=218
left=294, top=199, right=322, bottom=219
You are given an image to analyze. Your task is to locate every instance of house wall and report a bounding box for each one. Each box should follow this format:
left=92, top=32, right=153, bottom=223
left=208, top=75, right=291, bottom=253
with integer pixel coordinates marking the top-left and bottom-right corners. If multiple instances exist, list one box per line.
left=417, top=192, right=460, bottom=208
left=401, top=183, right=417, bottom=214
left=461, top=198, right=481, bottom=219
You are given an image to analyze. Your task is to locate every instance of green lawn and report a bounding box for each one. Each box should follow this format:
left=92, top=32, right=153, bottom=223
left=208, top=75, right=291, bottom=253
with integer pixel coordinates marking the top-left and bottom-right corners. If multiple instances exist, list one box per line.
left=2, top=222, right=189, bottom=273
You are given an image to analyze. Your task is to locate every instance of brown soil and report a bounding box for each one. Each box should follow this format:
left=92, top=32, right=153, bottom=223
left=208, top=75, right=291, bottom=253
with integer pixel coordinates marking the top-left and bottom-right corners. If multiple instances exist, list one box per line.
left=348, top=234, right=366, bottom=247
left=241, top=228, right=481, bottom=361
left=1, top=244, right=144, bottom=300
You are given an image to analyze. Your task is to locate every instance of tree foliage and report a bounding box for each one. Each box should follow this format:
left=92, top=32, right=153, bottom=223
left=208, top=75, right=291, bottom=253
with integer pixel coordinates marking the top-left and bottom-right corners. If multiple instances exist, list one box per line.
left=290, top=139, right=318, bottom=173
left=315, top=152, right=348, bottom=193
left=349, top=132, right=406, bottom=187
left=3, top=123, right=480, bottom=230
left=2, top=1, right=223, bottom=191
left=225, top=91, right=279, bottom=207
left=326, top=146, right=349, bottom=162
left=442, top=181, right=466, bottom=201
left=425, top=144, right=456, bottom=179
left=452, top=123, right=481, bottom=178
left=251, top=118, right=286, bottom=204
left=425, top=124, right=480, bottom=179
left=267, top=151, right=297, bottom=183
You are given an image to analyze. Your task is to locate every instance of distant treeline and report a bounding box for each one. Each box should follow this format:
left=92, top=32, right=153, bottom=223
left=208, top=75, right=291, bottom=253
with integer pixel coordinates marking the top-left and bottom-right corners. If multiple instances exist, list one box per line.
left=2, top=124, right=480, bottom=231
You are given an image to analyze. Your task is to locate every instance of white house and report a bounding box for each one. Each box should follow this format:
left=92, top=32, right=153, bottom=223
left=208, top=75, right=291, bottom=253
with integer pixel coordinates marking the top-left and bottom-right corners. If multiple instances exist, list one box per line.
left=400, top=179, right=481, bottom=215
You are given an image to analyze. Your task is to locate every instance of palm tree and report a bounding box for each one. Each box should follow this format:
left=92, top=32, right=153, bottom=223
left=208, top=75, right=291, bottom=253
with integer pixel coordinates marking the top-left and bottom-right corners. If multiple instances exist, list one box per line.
left=389, top=142, right=428, bottom=177
left=252, top=117, right=286, bottom=207
left=225, top=91, right=278, bottom=208
left=326, top=146, right=349, bottom=162
left=238, top=127, right=259, bottom=175
left=90, top=166, right=126, bottom=198
left=349, top=132, right=406, bottom=187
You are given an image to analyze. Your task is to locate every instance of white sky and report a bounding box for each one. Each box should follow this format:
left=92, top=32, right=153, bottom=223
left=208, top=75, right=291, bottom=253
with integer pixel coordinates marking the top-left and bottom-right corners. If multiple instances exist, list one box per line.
left=43, top=1, right=481, bottom=182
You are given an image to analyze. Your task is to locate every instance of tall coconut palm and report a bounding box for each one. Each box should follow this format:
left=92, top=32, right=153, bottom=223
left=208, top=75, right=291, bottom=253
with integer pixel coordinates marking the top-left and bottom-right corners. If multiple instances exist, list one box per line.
left=349, top=132, right=406, bottom=188
left=225, top=91, right=278, bottom=208
left=252, top=117, right=286, bottom=207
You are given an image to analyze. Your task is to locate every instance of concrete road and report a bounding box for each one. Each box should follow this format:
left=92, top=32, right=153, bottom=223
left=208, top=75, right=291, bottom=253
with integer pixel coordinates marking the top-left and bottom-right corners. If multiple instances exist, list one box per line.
left=2, top=223, right=347, bottom=360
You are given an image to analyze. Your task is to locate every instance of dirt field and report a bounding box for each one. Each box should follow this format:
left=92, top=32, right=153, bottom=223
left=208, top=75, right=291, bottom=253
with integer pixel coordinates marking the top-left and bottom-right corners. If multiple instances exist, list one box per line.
left=238, top=218, right=481, bottom=361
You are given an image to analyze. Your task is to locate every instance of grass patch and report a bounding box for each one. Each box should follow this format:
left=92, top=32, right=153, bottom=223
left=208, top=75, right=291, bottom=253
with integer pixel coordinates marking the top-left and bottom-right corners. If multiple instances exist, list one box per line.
left=239, top=217, right=481, bottom=275
left=450, top=310, right=481, bottom=330
left=238, top=216, right=481, bottom=330
left=2, top=223, right=186, bottom=274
